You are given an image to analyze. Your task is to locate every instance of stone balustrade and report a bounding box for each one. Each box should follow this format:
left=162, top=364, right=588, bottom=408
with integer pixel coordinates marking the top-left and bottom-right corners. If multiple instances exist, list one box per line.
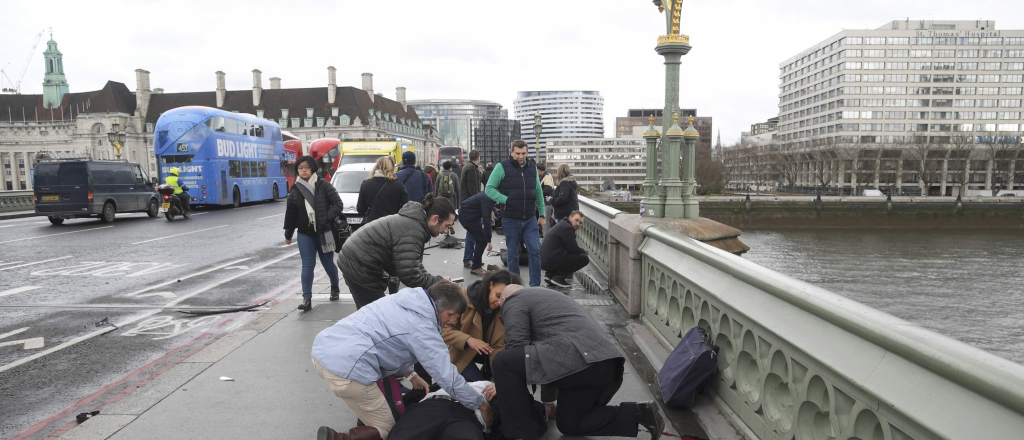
left=575, top=195, right=1024, bottom=439
left=0, top=190, right=34, bottom=212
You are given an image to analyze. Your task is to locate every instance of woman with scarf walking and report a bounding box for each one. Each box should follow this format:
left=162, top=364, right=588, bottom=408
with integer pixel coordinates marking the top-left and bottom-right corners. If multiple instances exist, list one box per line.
left=284, top=156, right=343, bottom=311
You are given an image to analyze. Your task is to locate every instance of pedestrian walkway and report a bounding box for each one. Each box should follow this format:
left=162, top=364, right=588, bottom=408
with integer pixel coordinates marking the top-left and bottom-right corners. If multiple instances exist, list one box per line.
left=57, top=229, right=701, bottom=440
left=0, top=210, right=36, bottom=220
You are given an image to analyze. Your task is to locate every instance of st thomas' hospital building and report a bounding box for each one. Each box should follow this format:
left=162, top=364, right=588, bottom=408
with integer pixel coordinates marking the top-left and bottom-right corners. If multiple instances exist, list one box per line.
left=732, top=20, right=1024, bottom=197
left=0, top=37, right=442, bottom=192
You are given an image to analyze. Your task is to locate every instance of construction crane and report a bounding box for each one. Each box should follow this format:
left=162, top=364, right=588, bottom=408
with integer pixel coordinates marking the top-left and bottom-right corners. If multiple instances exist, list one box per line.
left=1, top=28, right=48, bottom=94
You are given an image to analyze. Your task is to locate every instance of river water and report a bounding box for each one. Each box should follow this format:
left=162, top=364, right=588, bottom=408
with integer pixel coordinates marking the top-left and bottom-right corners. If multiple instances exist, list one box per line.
left=739, top=229, right=1024, bottom=364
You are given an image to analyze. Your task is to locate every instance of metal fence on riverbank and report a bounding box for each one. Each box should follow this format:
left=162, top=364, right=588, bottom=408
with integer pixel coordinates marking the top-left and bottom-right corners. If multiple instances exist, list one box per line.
left=576, top=195, right=1024, bottom=440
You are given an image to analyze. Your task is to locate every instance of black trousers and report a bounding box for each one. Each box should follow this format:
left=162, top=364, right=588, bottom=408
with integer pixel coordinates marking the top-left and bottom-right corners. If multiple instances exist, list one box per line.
left=492, top=347, right=637, bottom=438
left=346, top=278, right=398, bottom=309
left=542, top=253, right=590, bottom=278
left=388, top=398, right=484, bottom=440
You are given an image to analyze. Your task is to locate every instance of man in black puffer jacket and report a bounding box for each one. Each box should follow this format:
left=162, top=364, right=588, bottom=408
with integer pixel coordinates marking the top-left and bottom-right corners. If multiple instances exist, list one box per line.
left=337, top=195, right=457, bottom=308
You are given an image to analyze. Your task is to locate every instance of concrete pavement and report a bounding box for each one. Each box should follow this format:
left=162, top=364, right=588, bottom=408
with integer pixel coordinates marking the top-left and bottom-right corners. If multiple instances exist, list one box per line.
left=51, top=228, right=713, bottom=440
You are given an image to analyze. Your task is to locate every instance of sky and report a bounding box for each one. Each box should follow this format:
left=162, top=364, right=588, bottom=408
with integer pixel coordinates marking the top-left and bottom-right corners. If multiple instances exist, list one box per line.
left=2, top=0, right=1022, bottom=145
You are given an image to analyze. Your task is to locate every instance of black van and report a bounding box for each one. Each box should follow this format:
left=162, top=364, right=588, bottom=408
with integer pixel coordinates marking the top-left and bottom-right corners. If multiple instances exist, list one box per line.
left=34, top=160, right=160, bottom=224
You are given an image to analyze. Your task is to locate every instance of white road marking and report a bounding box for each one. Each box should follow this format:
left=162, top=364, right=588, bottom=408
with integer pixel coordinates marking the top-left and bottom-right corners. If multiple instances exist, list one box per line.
left=190, top=212, right=209, bottom=216
left=0, top=256, right=73, bottom=272
left=257, top=213, right=285, bottom=220
left=280, top=242, right=296, bottom=247
left=0, top=225, right=16, bottom=228
left=135, top=291, right=176, bottom=299
left=224, top=265, right=249, bottom=270
left=0, top=328, right=44, bottom=350
left=0, top=261, right=26, bottom=267
left=126, top=257, right=251, bottom=297
left=35, top=221, right=49, bottom=224
left=0, top=251, right=299, bottom=373
left=0, top=226, right=113, bottom=245
left=131, top=225, right=229, bottom=245
left=0, top=286, right=41, bottom=299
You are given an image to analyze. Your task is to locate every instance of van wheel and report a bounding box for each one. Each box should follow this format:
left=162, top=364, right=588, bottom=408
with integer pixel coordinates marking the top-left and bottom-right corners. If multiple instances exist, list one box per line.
left=232, top=187, right=241, bottom=208
left=100, top=202, right=116, bottom=223
left=48, top=216, right=64, bottom=225
left=147, top=199, right=159, bottom=218
left=272, top=183, right=280, bottom=201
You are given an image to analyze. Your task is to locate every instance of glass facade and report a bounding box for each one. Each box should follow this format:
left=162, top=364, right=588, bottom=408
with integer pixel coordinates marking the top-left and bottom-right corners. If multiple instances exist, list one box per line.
left=408, top=100, right=521, bottom=166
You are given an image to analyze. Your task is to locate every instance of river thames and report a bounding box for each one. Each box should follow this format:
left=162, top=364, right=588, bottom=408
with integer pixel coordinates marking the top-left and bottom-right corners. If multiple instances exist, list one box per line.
left=740, top=229, right=1024, bottom=364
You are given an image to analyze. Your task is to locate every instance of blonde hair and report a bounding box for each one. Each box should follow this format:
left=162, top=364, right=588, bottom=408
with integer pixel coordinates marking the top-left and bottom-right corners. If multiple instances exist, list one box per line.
left=556, top=164, right=572, bottom=182
left=367, top=156, right=397, bottom=180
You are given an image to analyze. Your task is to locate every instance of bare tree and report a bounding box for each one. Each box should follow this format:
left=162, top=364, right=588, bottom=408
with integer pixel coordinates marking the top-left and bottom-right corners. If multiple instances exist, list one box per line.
left=879, top=147, right=904, bottom=195
left=722, top=142, right=742, bottom=192
left=770, top=147, right=800, bottom=193
left=903, top=136, right=942, bottom=196
left=945, top=131, right=977, bottom=197
left=746, top=143, right=772, bottom=194
left=808, top=139, right=840, bottom=195
left=838, top=145, right=882, bottom=196
left=979, top=131, right=1024, bottom=196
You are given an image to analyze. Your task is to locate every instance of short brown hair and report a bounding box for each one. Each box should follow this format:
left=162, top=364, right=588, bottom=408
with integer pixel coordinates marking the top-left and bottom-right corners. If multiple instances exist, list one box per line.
left=511, top=140, right=528, bottom=150
left=569, top=210, right=585, bottom=219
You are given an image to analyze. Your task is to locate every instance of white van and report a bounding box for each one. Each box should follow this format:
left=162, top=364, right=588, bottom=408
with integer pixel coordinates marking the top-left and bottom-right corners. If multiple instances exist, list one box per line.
left=862, top=189, right=885, bottom=197
left=330, top=163, right=375, bottom=228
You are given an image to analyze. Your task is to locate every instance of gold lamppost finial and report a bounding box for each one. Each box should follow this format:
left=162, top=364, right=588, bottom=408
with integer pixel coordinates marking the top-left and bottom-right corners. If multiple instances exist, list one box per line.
left=688, top=115, right=694, bottom=125
left=649, top=115, right=654, bottom=124
left=672, top=112, right=679, bottom=124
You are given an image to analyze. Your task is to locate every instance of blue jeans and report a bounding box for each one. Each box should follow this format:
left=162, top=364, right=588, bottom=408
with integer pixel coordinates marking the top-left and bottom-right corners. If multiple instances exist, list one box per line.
left=463, top=229, right=476, bottom=264
left=503, top=217, right=541, bottom=286
left=297, top=232, right=339, bottom=298
left=461, top=362, right=486, bottom=382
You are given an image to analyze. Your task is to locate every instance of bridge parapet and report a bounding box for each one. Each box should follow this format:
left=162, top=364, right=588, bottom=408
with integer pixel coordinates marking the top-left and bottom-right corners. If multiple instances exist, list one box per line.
left=576, top=196, right=1024, bottom=440
left=0, top=190, right=34, bottom=212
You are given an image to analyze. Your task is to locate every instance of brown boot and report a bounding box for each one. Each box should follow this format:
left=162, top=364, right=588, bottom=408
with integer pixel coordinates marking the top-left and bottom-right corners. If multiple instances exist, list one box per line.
left=316, top=426, right=348, bottom=440
left=346, top=426, right=382, bottom=440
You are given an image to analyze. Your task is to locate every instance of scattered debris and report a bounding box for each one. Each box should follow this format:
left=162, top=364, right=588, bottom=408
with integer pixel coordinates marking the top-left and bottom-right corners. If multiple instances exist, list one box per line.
left=178, top=300, right=269, bottom=316
left=94, top=317, right=118, bottom=329
left=76, top=410, right=99, bottom=424
left=219, top=376, right=234, bottom=381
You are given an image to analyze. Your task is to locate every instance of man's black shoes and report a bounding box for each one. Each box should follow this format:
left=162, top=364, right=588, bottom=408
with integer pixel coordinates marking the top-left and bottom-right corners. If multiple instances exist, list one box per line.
left=330, top=285, right=340, bottom=301
left=298, top=297, right=312, bottom=311
left=547, top=275, right=571, bottom=288
left=636, top=401, right=665, bottom=440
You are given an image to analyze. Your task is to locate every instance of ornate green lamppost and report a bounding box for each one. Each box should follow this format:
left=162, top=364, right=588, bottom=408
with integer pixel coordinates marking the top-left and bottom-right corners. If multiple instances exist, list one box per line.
left=107, top=121, right=126, bottom=159
left=641, top=115, right=661, bottom=217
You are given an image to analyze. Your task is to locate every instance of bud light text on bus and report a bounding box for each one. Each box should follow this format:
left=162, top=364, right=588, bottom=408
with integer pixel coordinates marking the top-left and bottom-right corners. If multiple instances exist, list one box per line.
left=154, top=106, right=288, bottom=207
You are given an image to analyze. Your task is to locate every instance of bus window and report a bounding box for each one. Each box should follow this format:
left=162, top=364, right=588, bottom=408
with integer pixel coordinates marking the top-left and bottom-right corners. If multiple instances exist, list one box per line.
left=206, top=117, right=226, bottom=132
left=224, top=118, right=238, bottom=135
left=241, top=161, right=251, bottom=178
left=249, top=161, right=259, bottom=177
left=254, top=125, right=264, bottom=137
left=257, top=161, right=267, bottom=177
left=161, top=155, right=195, bottom=164
left=229, top=160, right=241, bottom=178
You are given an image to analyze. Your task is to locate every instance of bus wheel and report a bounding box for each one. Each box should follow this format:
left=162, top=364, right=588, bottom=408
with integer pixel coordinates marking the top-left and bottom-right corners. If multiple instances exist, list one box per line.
left=272, top=183, right=280, bottom=201
left=100, top=202, right=116, bottom=223
left=232, top=187, right=241, bottom=208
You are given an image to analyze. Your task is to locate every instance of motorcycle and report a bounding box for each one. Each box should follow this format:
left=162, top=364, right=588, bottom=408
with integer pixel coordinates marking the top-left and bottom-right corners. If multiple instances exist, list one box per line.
left=157, top=184, right=191, bottom=221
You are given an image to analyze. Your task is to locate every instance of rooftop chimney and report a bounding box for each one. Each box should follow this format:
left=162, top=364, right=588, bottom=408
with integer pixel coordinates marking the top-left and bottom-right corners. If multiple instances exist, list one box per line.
left=328, top=66, right=337, bottom=105
left=270, top=77, right=281, bottom=89
left=361, top=73, right=374, bottom=101
left=153, top=88, right=164, bottom=94
left=134, top=69, right=152, bottom=125
left=215, top=71, right=226, bottom=108
left=396, top=86, right=407, bottom=111
left=252, top=69, right=263, bottom=107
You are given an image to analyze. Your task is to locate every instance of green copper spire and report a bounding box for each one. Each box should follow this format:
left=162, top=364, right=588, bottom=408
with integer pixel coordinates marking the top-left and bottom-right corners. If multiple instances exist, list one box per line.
left=42, top=34, right=69, bottom=109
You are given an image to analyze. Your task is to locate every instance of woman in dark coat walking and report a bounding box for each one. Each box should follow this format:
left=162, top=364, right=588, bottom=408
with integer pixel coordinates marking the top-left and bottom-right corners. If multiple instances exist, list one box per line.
left=356, top=156, right=409, bottom=225
left=549, top=164, right=580, bottom=223
left=284, top=156, right=343, bottom=311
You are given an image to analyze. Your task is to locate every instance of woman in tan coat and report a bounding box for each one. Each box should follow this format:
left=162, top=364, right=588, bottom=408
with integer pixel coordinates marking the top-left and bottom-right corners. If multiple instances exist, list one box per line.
left=443, top=270, right=522, bottom=381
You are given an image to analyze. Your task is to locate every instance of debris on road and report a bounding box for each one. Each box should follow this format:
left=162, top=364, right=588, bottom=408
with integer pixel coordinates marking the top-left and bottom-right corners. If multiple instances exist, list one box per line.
left=219, top=376, right=234, bottom=381
left=75, top=410, right=99, bottom=424
left=177, top=299, right=269, bottom=316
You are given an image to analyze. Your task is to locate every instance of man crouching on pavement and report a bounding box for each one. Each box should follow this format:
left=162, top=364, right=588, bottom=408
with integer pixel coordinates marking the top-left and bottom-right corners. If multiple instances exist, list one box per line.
left=491, top=284, right=666, bottom=440
left=311, top=281, right=493, bottom=440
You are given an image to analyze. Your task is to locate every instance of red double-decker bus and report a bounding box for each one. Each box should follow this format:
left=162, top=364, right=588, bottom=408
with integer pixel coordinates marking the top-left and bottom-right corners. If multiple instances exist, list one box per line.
left=282, top=131, right=302, bottom=192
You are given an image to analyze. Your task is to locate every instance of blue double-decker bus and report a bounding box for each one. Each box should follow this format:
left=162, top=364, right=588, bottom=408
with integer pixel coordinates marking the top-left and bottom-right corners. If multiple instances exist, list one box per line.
left=154, top=106, right=287, bottom=207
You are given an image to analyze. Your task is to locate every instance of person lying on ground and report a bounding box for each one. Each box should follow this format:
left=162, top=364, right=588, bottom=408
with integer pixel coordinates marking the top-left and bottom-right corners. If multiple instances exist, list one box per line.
left=312, top=281, right=493, bottom=440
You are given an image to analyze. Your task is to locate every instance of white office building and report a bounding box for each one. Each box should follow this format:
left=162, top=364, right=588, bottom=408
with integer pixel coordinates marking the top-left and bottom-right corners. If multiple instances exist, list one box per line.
left=777, top=20, right=1024, bottom=196
left=513, top=91, right=604, bottom=159
left=544, top=137, right=645, bottom=190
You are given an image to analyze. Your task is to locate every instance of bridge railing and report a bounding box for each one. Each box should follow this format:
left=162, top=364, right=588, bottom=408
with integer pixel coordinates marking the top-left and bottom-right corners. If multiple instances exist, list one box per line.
left=0, top=191, right=34, bottom=213
left=575, top=196, right=1024, bottom=440
left=577, top=196, right=623, bottom=279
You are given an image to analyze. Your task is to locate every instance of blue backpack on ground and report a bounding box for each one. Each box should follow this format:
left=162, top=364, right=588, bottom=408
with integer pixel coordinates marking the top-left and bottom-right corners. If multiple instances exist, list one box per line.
left=658, top=326, right=720, bottom=409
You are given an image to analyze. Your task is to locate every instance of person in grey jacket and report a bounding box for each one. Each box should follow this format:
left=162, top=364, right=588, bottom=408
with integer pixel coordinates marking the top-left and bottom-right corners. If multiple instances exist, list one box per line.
left=312, top=281, right=494, bottom=440
left=337, top=194, right=457, bottom=309
left=491, top=285, right=665, bottom=439
left=433, top=160, right=461, bottom=209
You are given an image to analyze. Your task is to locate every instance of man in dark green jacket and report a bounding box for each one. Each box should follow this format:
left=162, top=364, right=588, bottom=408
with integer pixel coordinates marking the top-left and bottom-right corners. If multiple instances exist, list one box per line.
left=485, top=140, right=545, bottom=286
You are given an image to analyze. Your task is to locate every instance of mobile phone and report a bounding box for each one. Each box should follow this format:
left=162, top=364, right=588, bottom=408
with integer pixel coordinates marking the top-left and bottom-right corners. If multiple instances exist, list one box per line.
left=450, top=277, right=464, bottom=283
